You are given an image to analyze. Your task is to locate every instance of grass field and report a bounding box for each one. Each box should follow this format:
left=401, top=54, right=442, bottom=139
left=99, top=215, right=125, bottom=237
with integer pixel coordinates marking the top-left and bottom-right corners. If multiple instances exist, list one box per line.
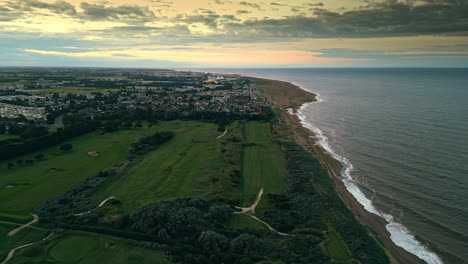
left=0, top=134, right=18, bottom=141
left=325, top=230, right=354, bottom=263
left=91, top=122, right=223, bottom=213
left=240, top=121, right=287, bottom=208
left=0, top=222, right=48, bottom=262
left=0, top=126, right=162, bottom=217
left=9, top=231, right=169, bottom=264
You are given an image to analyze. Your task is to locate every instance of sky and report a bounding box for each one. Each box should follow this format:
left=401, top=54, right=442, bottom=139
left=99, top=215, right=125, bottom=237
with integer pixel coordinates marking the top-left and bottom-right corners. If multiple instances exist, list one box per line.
left=0, top=0, right=468, bottom=68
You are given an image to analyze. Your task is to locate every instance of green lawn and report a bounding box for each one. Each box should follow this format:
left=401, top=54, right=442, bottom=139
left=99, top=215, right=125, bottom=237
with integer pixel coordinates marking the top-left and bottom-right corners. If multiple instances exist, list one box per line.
left=91, top=121, right=224, bottom=213
left=0, top=222, right=48, bottom=262
left=0, top=126, right=161, bottom=217
left=325, top=230, right=354, bottom=263
left=240, top=121, right=287, bottom=208
left=8, top=231, right=169, bottom=264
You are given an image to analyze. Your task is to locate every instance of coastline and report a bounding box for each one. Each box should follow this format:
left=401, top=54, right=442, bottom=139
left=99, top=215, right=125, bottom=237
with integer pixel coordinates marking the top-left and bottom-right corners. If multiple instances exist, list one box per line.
left=249, top=76, right=423, bottom=264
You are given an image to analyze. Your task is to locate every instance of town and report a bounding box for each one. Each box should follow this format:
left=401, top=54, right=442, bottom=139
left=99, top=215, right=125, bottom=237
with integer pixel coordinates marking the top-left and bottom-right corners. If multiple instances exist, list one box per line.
left=0, top=68, right=272, bottom=134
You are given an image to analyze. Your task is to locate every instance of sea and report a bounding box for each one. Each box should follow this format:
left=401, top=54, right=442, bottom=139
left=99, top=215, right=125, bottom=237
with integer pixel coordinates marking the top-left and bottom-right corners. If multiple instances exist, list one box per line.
left=190, top=68, right=468, bottom=264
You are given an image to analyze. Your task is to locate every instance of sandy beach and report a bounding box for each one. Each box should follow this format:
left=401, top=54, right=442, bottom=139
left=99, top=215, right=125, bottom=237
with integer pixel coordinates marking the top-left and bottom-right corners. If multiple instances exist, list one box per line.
left=249, top=77, right=423, bottom=264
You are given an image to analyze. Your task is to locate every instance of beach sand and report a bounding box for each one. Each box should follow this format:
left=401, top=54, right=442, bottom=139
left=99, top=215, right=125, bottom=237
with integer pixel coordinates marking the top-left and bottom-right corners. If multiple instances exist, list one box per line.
left=249, top=77, right=423, bottom=264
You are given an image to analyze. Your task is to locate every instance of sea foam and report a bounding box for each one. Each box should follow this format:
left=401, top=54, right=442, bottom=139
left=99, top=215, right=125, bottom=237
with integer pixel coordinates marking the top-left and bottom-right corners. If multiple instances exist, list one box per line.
left=296, top=89, right=443, bottom=264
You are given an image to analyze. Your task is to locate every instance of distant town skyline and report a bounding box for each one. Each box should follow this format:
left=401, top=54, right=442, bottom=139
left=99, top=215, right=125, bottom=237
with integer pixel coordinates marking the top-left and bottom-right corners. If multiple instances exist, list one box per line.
left=1, top=0, right=468, bottom=67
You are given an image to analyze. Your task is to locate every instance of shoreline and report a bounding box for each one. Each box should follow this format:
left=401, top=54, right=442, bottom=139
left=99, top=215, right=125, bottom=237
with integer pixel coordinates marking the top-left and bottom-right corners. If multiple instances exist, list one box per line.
left=249, top=76, right=425, bottom=264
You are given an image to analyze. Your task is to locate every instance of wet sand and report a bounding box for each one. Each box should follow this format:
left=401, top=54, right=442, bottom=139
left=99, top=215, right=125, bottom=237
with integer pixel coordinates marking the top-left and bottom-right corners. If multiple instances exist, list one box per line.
left=249, top=77, right=423, bottom=264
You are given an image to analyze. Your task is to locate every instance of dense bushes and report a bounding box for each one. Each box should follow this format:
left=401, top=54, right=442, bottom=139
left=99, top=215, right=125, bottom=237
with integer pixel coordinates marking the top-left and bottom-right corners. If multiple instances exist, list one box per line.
left=35, top=170, right=114, bottom=222
left=261, top=141, right=390, bottom=264
left=129, top=131, right=174, bottom=157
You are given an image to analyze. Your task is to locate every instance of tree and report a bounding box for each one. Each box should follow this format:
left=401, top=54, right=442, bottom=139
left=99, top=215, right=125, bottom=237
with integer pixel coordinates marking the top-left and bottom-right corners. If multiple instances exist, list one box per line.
left=60, top=143, right=72, bottom=151
left=35, top=153, right=44, bottom=160
left=123, top=122, right=133, bottom=128
left=158, top=228, right=171, bottom=241
left=198, top=230, right=228, bottom=252
left=230, top=234, right=268, bottom=257
left=7, top=162, right=14, bottom=170
left=208, top=204, right=233, bottom=223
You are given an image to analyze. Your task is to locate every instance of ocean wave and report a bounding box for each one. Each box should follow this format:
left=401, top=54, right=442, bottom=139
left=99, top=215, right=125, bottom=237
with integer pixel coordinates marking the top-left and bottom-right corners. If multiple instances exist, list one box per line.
left=295, top=89, right=443, bottom=264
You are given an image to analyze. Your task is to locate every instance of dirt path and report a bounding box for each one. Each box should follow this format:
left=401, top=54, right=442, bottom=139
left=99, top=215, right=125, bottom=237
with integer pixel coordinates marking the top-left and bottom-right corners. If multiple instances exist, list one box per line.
left=234, top=188, right=289, bottom=236
left=216, top=126, right=228, bottom=139
left=1, top=232, right=54, bottom=264
left=74, top=196, right=117, bottom=216
left=7, top=214, right=38, bottom=236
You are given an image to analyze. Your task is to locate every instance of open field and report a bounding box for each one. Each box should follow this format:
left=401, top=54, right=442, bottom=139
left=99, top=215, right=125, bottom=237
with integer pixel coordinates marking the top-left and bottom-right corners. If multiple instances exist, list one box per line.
left=0, top=222, right=48, bottom=262
left=8, top=231, right=168, bottom=264
left=91, top=122, right=223, bottom=213
left=0, top=126, right=161, bottom=217
left=240, top=121, right=287, bottom=208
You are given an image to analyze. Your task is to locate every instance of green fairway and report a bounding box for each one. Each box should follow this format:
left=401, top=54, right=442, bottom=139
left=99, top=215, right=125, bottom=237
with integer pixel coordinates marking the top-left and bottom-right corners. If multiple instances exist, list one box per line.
left=0, top=222, right=48, bottom=262
left=325, top=230, right=354, bottom=263
left=0, top=126, right=161, bottom=217
left=91, top=122, right=223, bottom=213
left=241, top=121, right=287, bottom=208
left=8, top=231, right=169, bottom=264
left=0, top=134, right=18, bottom=141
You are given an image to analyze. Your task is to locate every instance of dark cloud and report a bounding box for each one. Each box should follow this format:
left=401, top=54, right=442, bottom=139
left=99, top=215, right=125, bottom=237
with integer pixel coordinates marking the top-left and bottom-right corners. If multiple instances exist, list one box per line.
left=270, top=2, right=286, bottom=6
left=306, top=2, right=324, bottom=7
left=239, top=1, right=262, bottom=9
left=236, top=10, right=251, bottom=15
left=1, top=0, right=76, bottom=19
left=211, top=0, right=231, bottom=4
left=79, top=2, right=156, bottom=23
left=291, top=7, right=301, bottom=12
left=224, top=0, right=468, bottom=39
left=112, top=53, right=136, bottom=57
left=24, top=0, right=76, bottom=15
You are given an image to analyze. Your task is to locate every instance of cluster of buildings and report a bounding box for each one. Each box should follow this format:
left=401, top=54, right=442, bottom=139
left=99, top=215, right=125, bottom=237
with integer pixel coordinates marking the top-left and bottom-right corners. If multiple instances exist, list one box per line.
left=0, top=69, right=271, bottom=132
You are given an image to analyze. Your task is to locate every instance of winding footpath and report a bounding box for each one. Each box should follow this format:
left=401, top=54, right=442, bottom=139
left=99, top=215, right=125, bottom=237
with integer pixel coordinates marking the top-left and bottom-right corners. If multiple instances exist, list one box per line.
left=74, top=196, right=117, bottom=216
left=1, top=233, right=54, bottom=264
left=7, top=214, right=39, bottom=237
left=216, top=126, right=228, bottom=139
left=234, top=188, right=289, bottom=236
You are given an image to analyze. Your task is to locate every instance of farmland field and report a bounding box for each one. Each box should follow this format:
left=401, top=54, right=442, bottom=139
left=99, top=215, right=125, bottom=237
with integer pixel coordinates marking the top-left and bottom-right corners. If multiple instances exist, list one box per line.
left=0, top=125, right=162, bottom=218
left=7, top=231, right=169, bottom=264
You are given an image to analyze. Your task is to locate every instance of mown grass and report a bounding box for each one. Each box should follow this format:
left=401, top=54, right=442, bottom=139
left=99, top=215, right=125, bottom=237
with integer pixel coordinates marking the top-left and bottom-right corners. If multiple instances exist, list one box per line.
left=9, top=231, right=169, bottom=264
left=325, top=230, right=354, bottom=263
left=0, top=126, right=161, bottom=217
left=91, top=122, right=223, bottom=213
left=0, top=222, right=48, bottom=262
left=0, top=134, right=18, bottom=141
left=240, top=121, right=287, bottom=208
